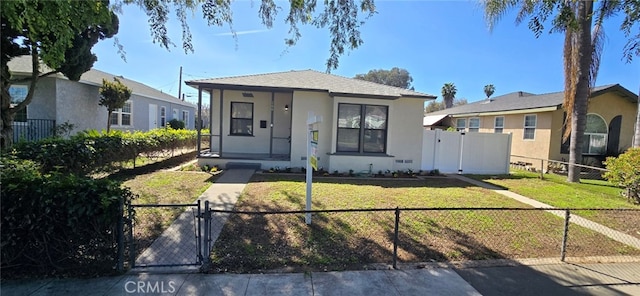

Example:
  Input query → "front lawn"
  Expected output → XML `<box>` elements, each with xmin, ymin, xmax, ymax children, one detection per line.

<box><xmin>469</xmin><ymin>170</ymin><xmax>640</xmax><ymax>239</ymax></box>
<box><xmin>209</xmin><ymin>174</ymin><xmax>640</xmax><ymax>273</ymax></box>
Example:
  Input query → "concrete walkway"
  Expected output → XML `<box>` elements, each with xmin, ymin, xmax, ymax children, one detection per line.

<box><xmin>134</xmin><ymin>169</ymin><xmax>255</xmax><ymax>267</ymax></box>
<box><xmin>450</xmin><ymin>175</ymin><xmax>640</xmax><ymax>250</ymax></box>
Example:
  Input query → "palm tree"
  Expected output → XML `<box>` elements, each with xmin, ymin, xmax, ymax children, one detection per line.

<box><xmin>441</xmin><ymin>83</ymin><xmax>457</xmax><ymax>109</ymax></box>
<box><xmin>484</xmin><ymin>0</ymin><xmax>613</xmax><ymax>183</ymax></box>
<box><xmin>484</xmin><ymin>84</ymin><xmax>495</xmax><ymax>99</ymax></box>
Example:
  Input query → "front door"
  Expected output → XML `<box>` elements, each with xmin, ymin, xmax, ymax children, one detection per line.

<box><xmin>149</xmin><ymin>104</ymin><xmax>158</xmax><ymax>130</ymax></box>
<box><xmin>271</xmin><ymin>94</ymin><xmax>292</xmax><ymax>156</ymax></box>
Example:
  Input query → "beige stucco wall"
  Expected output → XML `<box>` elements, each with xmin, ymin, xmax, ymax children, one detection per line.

<box><xmin>290</xmin><ymin>91</ymin><xmax>333</xmax><ymax>170</ymax></box>
<box><xmin>455</xmin><ymin>112</ymin><xmax>553</xmax><ymax>163</ymax></box>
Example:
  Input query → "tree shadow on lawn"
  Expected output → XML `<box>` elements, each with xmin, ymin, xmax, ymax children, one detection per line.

<box><xmin>206</xmin><ymin>192</ymin><xmax>527</xmax><ymax>274</ymax></box>
<box><xmin>248</xmin><ymin>173</ymin><xmax>487</xmax><ymax>189</ymax></box>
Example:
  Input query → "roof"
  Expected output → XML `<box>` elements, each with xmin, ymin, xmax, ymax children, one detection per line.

<box><xmin>423</xmin><ymin>114</ymin><xmax>449</xmax><ymax>126</ymax></box>
<box><xmin>8</xmin><ymin>55</ymin><xmax>194</xmax><ymax>107</ymax></box>
<box><xmin>186</xmin><ymin>70</ymin><xmax>436</xmax><ymax>100</ymax></box>
<box><xmin>425</xmin><ymin>84</ymin><xmax>637</xmax><ymax>120</ymax></box>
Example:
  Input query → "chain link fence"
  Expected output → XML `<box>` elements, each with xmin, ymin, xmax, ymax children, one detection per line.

<box><xmin>204</xmin><ymin>207</ymin><xmax>640</xmax><ymax>273</ymax></box>
<box><xmin>510</xmin><ymin>155</ymin><xmax>609</xmax><ymax>180</ymax></box>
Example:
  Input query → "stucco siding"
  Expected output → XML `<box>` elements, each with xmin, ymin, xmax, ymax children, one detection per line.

<box><xmin>55</xmin><ymin>78</ymin><xmax>105</xmax><ymax>133</ymax></box>
<box><xmin>588</xmin><ymin>92</ymin><xmax>637</xmax><ymax>152</ymax></box>
<box><xmin>290</xmin><ymin>91</ymin><xmax>333</xmax><ymax>170</ymax></box>
<box><xmin>217</xmin><ymin>90</ymin><xmax>272</xmax><ymax>154</ymax></box>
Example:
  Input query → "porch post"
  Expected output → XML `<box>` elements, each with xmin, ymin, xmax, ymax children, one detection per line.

<box><xmin>197</xmin><ymin>86</ymin><xmax>202</xmax><ymax>157</ymax></box>
<box><xmin>269</xmin><ymin>92</ymin><xmax>275</xmax><ymax>158</ymax></box>
<box><xmin>219</xmin><ymin>89</ymin><xmax>224</xmax><ymax>156</ymax></box>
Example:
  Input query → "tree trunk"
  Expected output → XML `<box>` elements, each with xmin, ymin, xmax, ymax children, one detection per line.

<box><xmin>567</xmin><ymin>1</ymin><xmax>594</xmax><ymax>183</ymax></box>
<box><xmin>634</xmin><ymin>85</ymin><xmax>640</xmax><ymax>148</ymax></box>
<box><xmin>444</xmin><ymin>97</ymin><xmax>453</xmax><ymax>109</ymax></box>
<box><xmin>107</xmin><ymin>110</ymin><xmax>112</xmax><ymax>133</ymax></box>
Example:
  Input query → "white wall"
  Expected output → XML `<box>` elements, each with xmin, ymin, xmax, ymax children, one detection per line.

<box><xmin>422</xmin><ymin>130</ymin><xmax>512</xmax><ymax>174</ymax></box>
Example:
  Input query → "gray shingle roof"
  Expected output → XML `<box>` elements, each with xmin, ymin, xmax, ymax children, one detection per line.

<box><xmin>186</xmin><ymin>70</ymin><xmax>436</xmax><ymax>99</ymax></box>
<box><xmin>8</xmin><ymin>55</ymin><xmax>193</xmax><ymax>107</ymax></box>
<box><xmin>425</xmin><ymin>84</ymin><xmax>636</xmax><ymax>117</ymax></box>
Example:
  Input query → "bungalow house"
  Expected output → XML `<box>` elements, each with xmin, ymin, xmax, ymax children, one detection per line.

<box><xmin>423</xmin><ymin>84</ymin><xmax>638</xmax><ymax>169</ymax></box>
<box><xmin>186</xmin><ymin>70</ymin><xmax>436</xmax><ymax>172</ymax></box>
<box><xmin>7</xmin><ymin>56</ymin><xmax>195</xmax><ymax>142</ymax></box>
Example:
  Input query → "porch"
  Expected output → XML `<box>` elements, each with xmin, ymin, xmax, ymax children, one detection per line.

<box><xmin>198</xmin><ymin>149</ymin><xmax>292</xmax><ymax>170</ymax></box>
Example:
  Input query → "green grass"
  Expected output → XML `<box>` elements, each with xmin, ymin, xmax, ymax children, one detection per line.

<box><xmin>469</xmin><ymin>170</ymin><xmax>638</xmax><ymax>209</ymax></box>
<box><xmin>208</xmin><ymin>174</ymin><xmax>640</xmax><ymax>273</ymax></box>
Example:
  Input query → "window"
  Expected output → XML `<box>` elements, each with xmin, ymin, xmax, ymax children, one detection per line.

<box><xmin>523</xmin><ymin>114</ymin><xmax>536</xmax><ymax>140</ymax></box>
<box><xmin>160</xmin><ymin>107</ymin><xmax>166</xmax><ymax>127</ymax></box>
<box><xmin>173</xmin><ymin>109</ymin><xmax>178</xmax><ymax>120</ymax></box>
<box><xmin>182</xmin><ymin>110</ymin><xmax>189</xmax><ymax>127</ymax></box>
<box><xmin>110</xmin><ymin>101</ymin><xmax>132</xmax><ymax>126</ymax></box>
<box><xmin>337</xmin><ymin>103</ymin><xmax>388</xmax><ymax>153</ymax></box>
<box><xmin>456</xmin><ymin>118</ymin><xmax>466</xmax><ymax>132</ymax></box>
<box><xmin>494</xmin><ymin>116</ymin><xmax>504</xmax><ymax>133</ymax></box>
<box><xmin>230</xmin><ymin>102</ymin><xmax>253</xmax><ymax>135</ymax></box>
<box><xmin>583</xmin><ymin>114</ymin><xmax>607</xmax><ymax>155</ymax></box>
<box><xmin>468</xmin><ymin>118</ymin><xmax>480</xmax><ymax>132</ymax></box>
<box><xmin>9</xmin><ymin>85</ymin><xmax>28</xmax><ymax>122</ymax></box>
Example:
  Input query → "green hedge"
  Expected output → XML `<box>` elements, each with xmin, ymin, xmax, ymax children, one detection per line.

<box><xmin>0</xmin><ymin>157</ymin><xmax>137</xmax><ymax>277</ymax></box>
<box><xmin>9</xmin><ymin>128</ymin><xmax>198</xmax><ymax>175</ymax></box>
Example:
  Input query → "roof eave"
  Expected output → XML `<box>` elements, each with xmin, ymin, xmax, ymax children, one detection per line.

<box><xmin>449</xmin><ymin>105</ymin><xmax>560</xmax><ymax>117</ymax></box>
<box><xmin>591</xmin><ymin>84</ymin><xmax>638</xmax><ymax>103</ymax></box>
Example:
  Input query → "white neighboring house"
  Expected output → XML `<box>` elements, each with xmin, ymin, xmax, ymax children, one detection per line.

<box><xmin>8</xmin><ymin>56</ymin><xmax>195</xmax><ymax>142</ymax></box>
<box><xmin>186</xmin><ymin>70</ymin><xmax>437</xmax><ymax>172</ymax></box>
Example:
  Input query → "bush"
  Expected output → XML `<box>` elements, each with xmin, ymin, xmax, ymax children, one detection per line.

<box><xmin>604</xmin><ymin>147</ymin><xmax>640</xmax><ymax>204</ymax></box>
<box><xmin>0</xmin><ymin>156</ymin><xmax>137</xmax><ymax>277</ymax></box>
<box><xmin>8</xmin><ymin>128</ymin><xmax>197</xmax><ymax>175</ymax></box>
<box><xmin>168</xmin><ymin>119</ymin><xmax>186</xmax><ymax>129</ymax></box>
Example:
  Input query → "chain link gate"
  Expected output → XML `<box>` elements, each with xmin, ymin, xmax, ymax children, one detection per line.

<box><xmin>128</xmin><ymin>201</ymin><xmax>204</xmax><ymax>268</ymax></box>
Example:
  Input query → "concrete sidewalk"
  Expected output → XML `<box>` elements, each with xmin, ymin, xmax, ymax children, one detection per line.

<box><xmin>4</xmin><ymin>261</ymin><xmax>639</xmax><ymax>295</ymax></box>
<box><xmin>135</xmin><ymin>169</ymin><xmax>255</xmax><ymax>267</ymax></box>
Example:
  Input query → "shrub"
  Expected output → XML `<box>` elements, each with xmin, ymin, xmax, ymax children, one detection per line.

<box><xmin>168</xmin><ymin>119</ymin><xmax>186</xmax><ymax>129</ymax></box>
<box><xmin>8</xmin><ymin>128</ymin><xmax>197</xmax><ymax>175</ymax></box>
<box><xmin>604</xmin><ymin>147</ymin><xmax>640</xmax><ymax>204</ymax></box>
<box><xmin>0</xmin><ymin>156</ymin><xmax>137</xmax><ymax>277</ymax></box>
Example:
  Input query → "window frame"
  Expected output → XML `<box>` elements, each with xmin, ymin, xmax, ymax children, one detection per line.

<box><xmin>160</xmin><ymin>106</ymin><xmax>166</xmax><ymax>127</ymax></box>
<box><xmin>9</xmin><ymin>85</ymin><xmax>29</xmax><ymax>123</ymax></box>
<box><xmin>230</xmin><ymin>102</ymin><xmax>254</xmax><ymax>136</ymax></box>
<box><xmin>456</xmin><ymin>118</ymin><xmax>466</xmax><ymax>132</ymax></box>
<box><xmin>182</xmin><ymin>110</ymin><xmax>189</xmax><ymax>127</ymax></box>
<box><xmin>523</xmin><ymin>114</ymin><xmax>536</xmax><ymax>140</ymax></box>
<box><xmin>468</xmin><ymin>117</ymin><xmax>480</xmax><ymax>132</ymax></box>
<box><xmin>110</xmin><ymin>101</ymin><xmax>133</xmax><ymax>127</ymax></box>
<box><xmin>494</xmin><ymin>116</ymin><xmax>504</xmax><ymax>133</ymax></box>
<box><xmin>582</xmin><ymin>113</ymin><xmax>608</xmax><ymax>155</ymax></box>
<box><xmin>336</xmin><ymin>103</ymin><xmax>388</xmax><ymax>154</ymax></box>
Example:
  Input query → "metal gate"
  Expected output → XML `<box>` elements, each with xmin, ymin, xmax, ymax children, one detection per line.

<box><xmin>129</xmin><ymin>201</ymin><xmax>203</xmax><ymax>268</ymax></box>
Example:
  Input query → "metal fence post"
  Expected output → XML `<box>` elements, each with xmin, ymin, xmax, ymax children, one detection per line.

<box><xmin>561</xmin><ymin>209</ymin><xmax>570</xmax><ymax>261</ymax></box>
<box><xmin>197</xmin><ymin>200</ymin><xmax>202</xmax><ymax>264</ymax></box>
<box><xmin>201</xmin><ymin>201</ymin><xmax>211</xmax><ymax>270</ymax></box>
<box><xmin>116</xmin><ymin>197</ymin><xmax>124</xmax><ymax>272</ymax></box>
<box><xmin>128</xmin><ymin>203</ymin><xmax>135</xmax><ymax>268</ymax></box>
<box><xmin>393</xmin><ymin>207</ymin><xmax>400</xmax><ymax>269</ymax></box>
<box><xmin>540</xmin><ymin>159</ymin><xmax>544</xmax><ymax>179</ymax></box>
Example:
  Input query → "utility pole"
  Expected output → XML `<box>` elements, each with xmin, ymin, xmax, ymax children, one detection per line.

<box><xmin>178</xmin><ymin>66</ymin><xmax>183</xmax><ymax>100</ymax></box>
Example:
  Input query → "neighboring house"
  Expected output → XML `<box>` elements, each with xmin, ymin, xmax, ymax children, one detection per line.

<box><xmin>8</xmin><ymin>56</ymin><xmax>195</xmax><ymax>142</ymax></box>
<box><xmin>186</xmin><ymin>70</ymin><xmax>436</xmax><ymax>172</ymax></box>
<box><xmin>423</xmin><ymin>84</ymin><xmax>638</xmax><ymax>167</ymax></box>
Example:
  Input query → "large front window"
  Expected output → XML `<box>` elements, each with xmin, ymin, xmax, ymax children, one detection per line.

<box><xmin>337</xmin><ymin>103</ymin><xmax>387</xmax><ymax>153</ymax></box>
<box><xmin>583</xmin><ymin>114</ymin><xmax>607</xmax><ymax>155</ymax></box>
<box><xmin>110</xmin><ymin>101</ymin><xmax>132</xmax><ymax>126</ymax></box>
<box><xmin>230</xmin><ymin>102</ymin><xmax>253</xmax><ymax>135</ymax></box>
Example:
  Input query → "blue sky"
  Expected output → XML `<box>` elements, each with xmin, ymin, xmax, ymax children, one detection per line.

<box><xmin>92</xmin><ymin>0</ymin><xmax>639</xmax><ymax>105</ymax></box>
